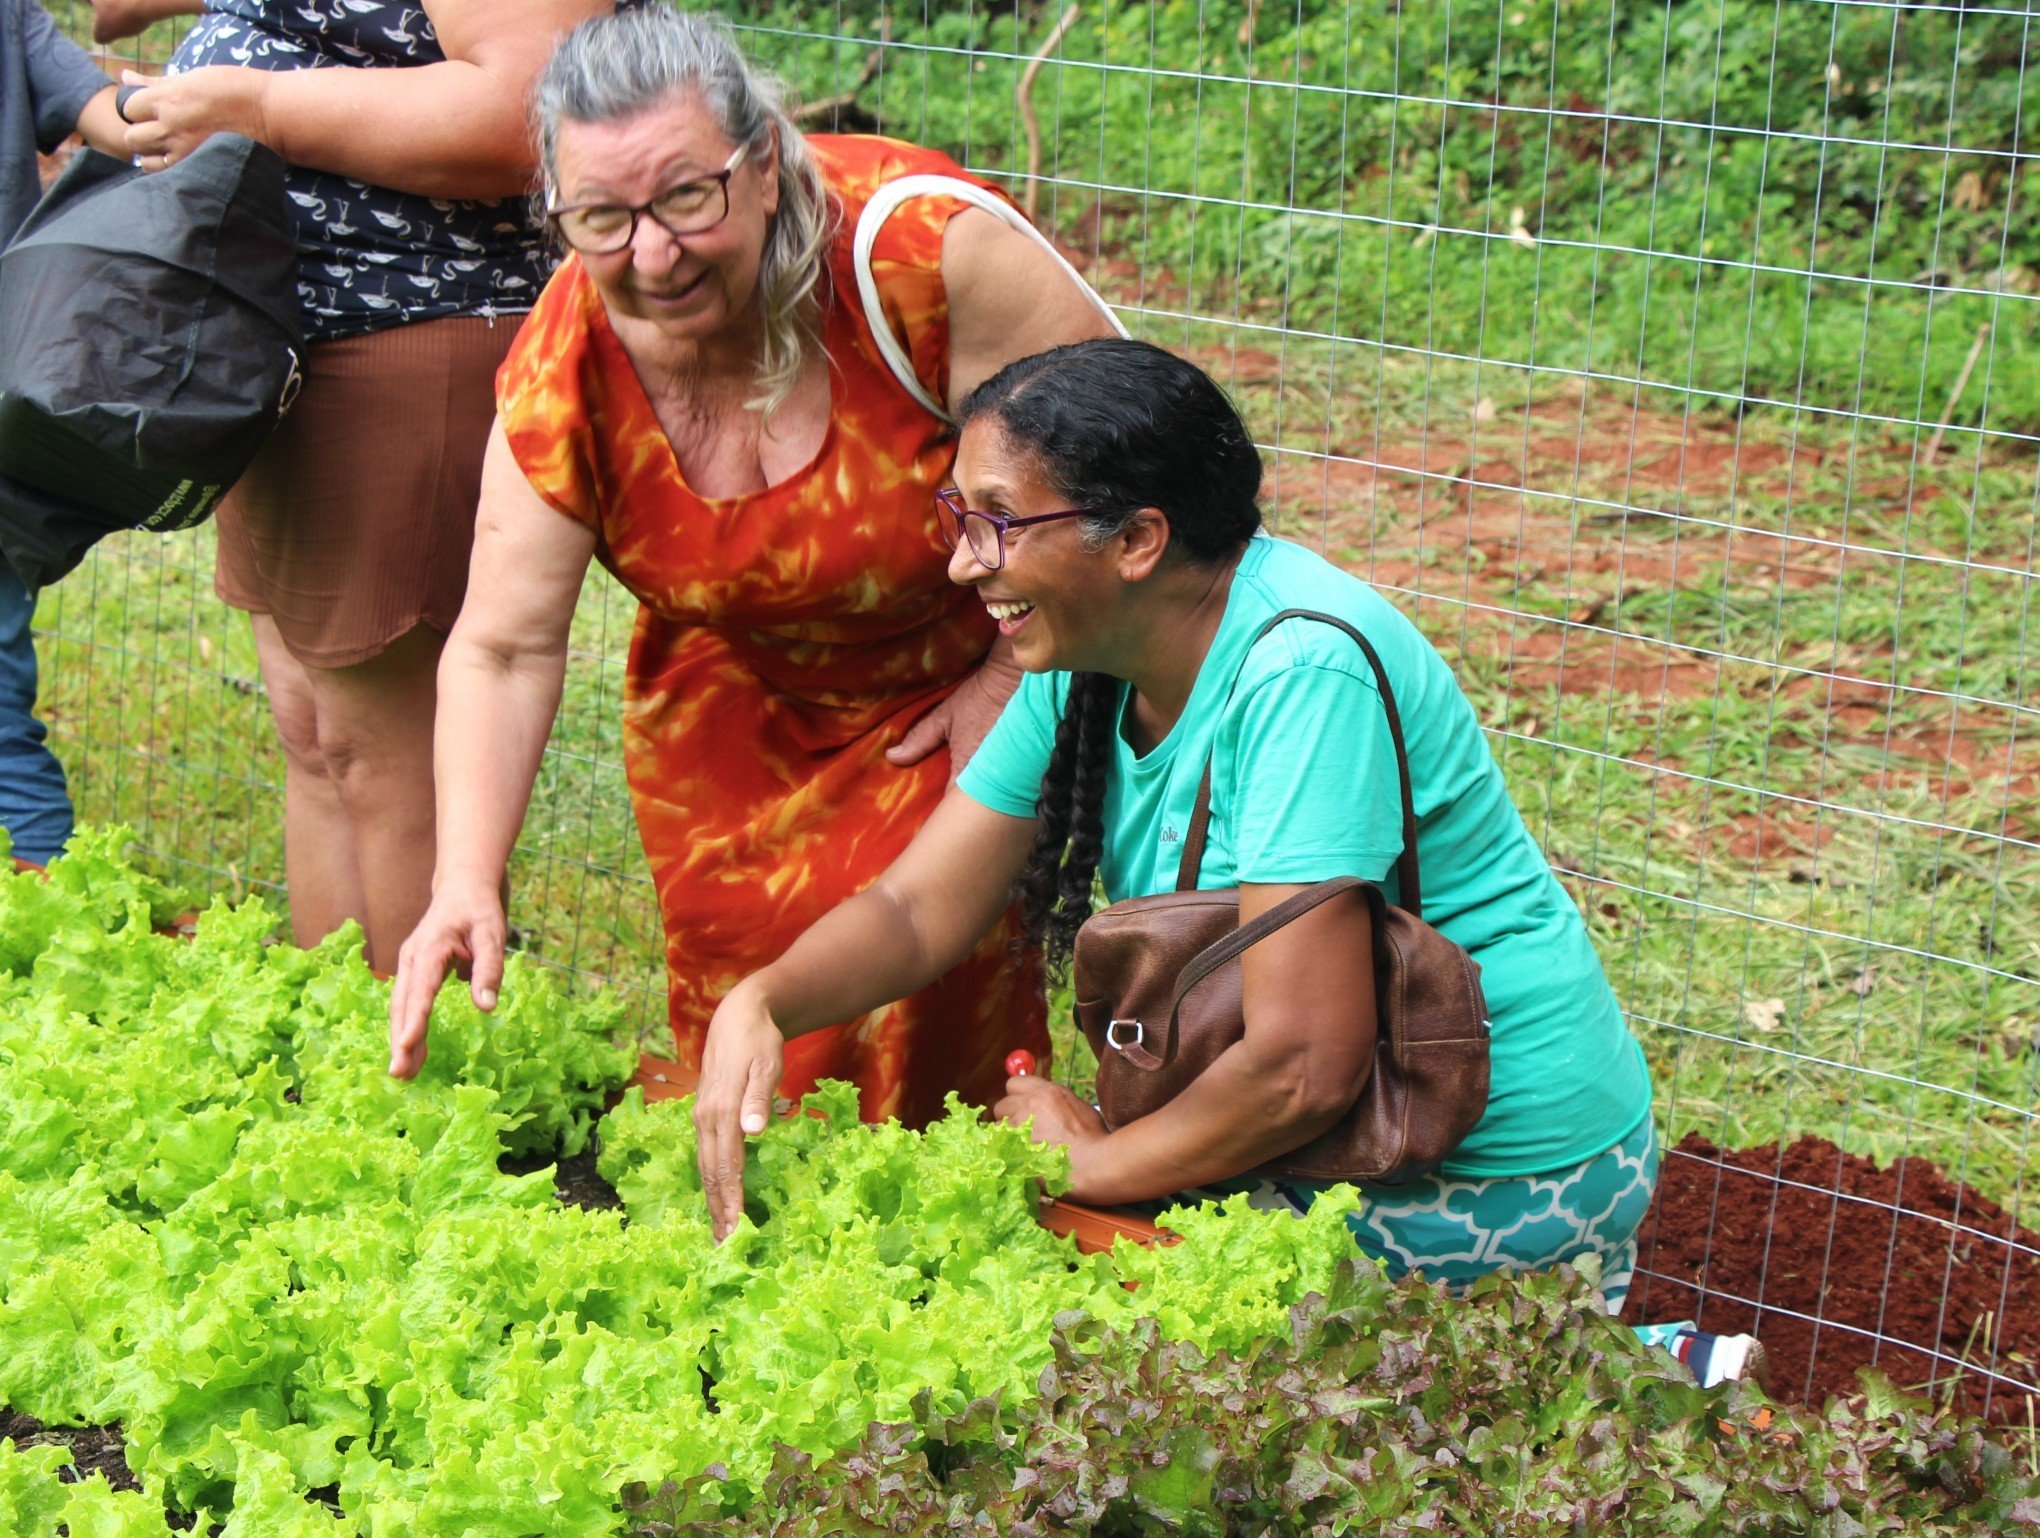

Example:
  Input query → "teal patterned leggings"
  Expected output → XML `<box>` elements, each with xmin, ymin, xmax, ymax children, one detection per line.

<box><xmin>1187</xmin><ymin>1113</ymin><xmax>1661</xmax><ymax>1312</ymax></box>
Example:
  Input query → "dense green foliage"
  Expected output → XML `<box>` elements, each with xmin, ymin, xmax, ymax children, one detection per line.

<box><xmin>733</xmin><ymin>0</ymin><xmax>2039</xmax><ymax>433</ymax></box>
<box><xmin>0</xmin><ymin>834</ymin><xmax>641</xmax><ymax>1530</ymax></box>
<box><xmin>4</xmin><ymin>837</ymin><xmax>2038</xmax><ymax>1534</ymax></box>
<box><xmin>0</xmin><ymin>837</ymin><xmax>1377</xmax><ymax>1532</ymax></box>
<box><xmin>635</xmin><ymin>1275</ymin><xmax>2040</xmax><ymax>1536</ymax></box>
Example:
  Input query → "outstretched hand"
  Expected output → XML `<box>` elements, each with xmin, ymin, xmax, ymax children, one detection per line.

<box><xmin>388</xmin><ymin>882</ymin><xmax>506</xmax><ymax>1079</ymax></box>
<box><xmin>693</xmin><ymin>980</ymin><xmax>788</xmax><ymax>1242</ymax></box>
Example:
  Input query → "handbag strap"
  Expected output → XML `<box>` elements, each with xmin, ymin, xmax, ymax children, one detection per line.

<box><xmin>1161</xmin><ymin>876</ymin><xmax>1370</xmax><ymax>1041</ymax></box>
<box><xmin>1173</xmin><ymin>607</ymin><xmax>1424</xmax><ymax>920</ymax></box>
<box><xmin>1105</xmin><ymin>877</ymin><xmax>1371</xmax><ymax>1074</ymax></box>
<box><xmin>850</xmin><ymin>173</ymin><xmax>1128</xmax><ymax>424</ymax></box>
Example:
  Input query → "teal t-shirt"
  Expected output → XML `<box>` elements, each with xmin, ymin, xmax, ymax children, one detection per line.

<box><xmin>958</xmin><ymin>535</ymin><xmax>1652</xmax><ymax>1178</ymax></box>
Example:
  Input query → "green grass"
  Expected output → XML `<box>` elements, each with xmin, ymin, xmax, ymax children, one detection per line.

<box><xmin>745</xmin><ymin>0</ymin><xmax>2040</xmax><ymax>432</ymax></box>
<box><xmin>32</xmin><ymin>1</ymin><xmax>2039</xmax><ymax>1216</ymax></box>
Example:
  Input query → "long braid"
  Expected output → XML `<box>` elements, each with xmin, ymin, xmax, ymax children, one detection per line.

<box><xmin>1014</xmin><ymin>672</ymin><xmax>1117</xmax><ymax>981</ymax></box>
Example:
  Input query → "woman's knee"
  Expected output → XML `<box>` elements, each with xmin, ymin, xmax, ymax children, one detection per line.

<box><xmin>311</xmin><ymin>707</ymin><xmax>434</xmax><ymax>815</ymax></box>
<box><xmin>251</xmin><ymin>619</ymin><xmax>330</xmax><ymax>777</ymax></box>
<box><xmin>304</xmin><ymin>661</ymin><xmax>440</xmax><ymax>819</ymax></box>
<box><xmin>269</xmin><ymin>689</ymin><xmax>329</xmax><ymax>777</ymax></box>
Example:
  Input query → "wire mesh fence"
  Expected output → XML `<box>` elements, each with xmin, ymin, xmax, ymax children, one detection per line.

<box><xmin>31</xmin><ymin>0</ymin><xmax>2038</xmax><ymax>1420</ymax></box>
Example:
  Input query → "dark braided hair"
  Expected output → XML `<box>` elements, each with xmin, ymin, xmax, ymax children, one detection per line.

<box><xmin>957</xmin><ymin>338</ymin><xmax>1264</xmax><ymax>980</ymax></box>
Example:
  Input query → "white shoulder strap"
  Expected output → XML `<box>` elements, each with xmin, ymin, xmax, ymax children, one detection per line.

<box><xmin>851</xmin><ymin>173</ymin><xmax>1129</xmax><ymax>424</ymax></box>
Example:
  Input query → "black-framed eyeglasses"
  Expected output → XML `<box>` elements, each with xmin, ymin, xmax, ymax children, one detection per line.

<box><xmin>545</xmin><ymin>145</ymin><xmax>748</xmax><ymax>255</ymax></box>
<box><xmin>936</xmin><ymin>489</ymin><xmax>1094</xmax><ymax>571</ymax></box>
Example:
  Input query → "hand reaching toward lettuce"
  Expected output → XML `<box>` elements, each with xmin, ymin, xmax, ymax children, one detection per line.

<box><xmin>692</xmin><ymin>977</ymin><xmax>790</xmax><ymax>1242</ymax></box>
<box><xmin>388</xmin><ymin>878</ymin><xmax>509</xmax><ymax>1079</ymax></box>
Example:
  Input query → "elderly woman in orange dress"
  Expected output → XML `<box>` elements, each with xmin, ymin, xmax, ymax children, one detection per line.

<box><xmin>387</xmin><ymin>6</ymin><xmax>1118</xmax><ymax>1120</ymax></box>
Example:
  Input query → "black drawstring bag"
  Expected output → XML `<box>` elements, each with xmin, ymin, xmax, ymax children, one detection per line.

<box><xmin>0</xmin><ymin>134</ymin><xmax>303</xmax><ymax>590</ymax></box>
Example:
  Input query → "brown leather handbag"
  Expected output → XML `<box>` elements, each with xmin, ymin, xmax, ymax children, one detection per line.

<box><xmin>1071</xmin><ymin>608</ymin><xmax>1492</xmax><ymax>1185</ymax></box>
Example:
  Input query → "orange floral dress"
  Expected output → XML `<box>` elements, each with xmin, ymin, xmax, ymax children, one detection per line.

<box><xmin>495</xmin><ymin>136</ymin><xmax>1048</xmax><ymax>1125</ymax></box>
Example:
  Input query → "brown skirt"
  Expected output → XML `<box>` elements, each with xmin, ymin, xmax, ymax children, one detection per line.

<box><xmin>214</xmin><ymin>312</ymin><xmax>523</xmax><ymax>669</ymax></box>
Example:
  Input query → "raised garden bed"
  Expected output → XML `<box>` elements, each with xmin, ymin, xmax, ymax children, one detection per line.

<box><xmin>6</xmin><ymin>837</ymin><xmax>2038</xmax><ymax>1534</ymax></box>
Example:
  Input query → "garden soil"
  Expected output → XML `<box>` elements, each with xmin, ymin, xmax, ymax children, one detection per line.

<box><xmin>500</xmin><ymin>1144</ymin><xmax>622</xmax><ymax>1212</ymax></box>
<box><xmin>2</xmin><ymin>1408</ymin><xmax>138</xmax><ymax>1492</ymax></box>
<box><xmin>1624</xmin><ymin>1132</ymin><xmax>2040</xmax><ymax>1425</ymax></box>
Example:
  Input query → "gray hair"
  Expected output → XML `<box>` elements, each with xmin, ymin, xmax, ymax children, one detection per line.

<box><xmin>533</xmin><ymin>6</ymin><xmax>834</xmax><ymax>413</ymax></box>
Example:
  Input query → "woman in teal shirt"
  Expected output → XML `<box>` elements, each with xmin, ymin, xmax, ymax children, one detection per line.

<box><xmin>693</xmin><ymin>338</ymin><xmax>1658</xmax><ymax>1310</ymax></box>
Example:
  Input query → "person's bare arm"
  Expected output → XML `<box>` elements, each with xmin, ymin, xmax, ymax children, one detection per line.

<box><xmin>119</xmin><ymin>0</ymin><xmax>607</xmax><ymax>200</ymax></box>
<box><xmin>89</xmin><ymin>0</ymin><xmax>200</xmax><ymax>46</ymax></box>
<box><xmin>745</xmin><ymin>791</ymin><xmax>1036</xmax><ymax>1038</ymax></box>
<box><xmin>695</xmin><ymin>792</ymin><xmax>1038</xmax><ymax>1237</ymax></box>
<box><xmin>388</xmin><ymin>421</ymin><xmax>596</xmax><ymax>1077</ymax></box>
<box><xmin>941</xmin><ymin>208</ymin><xmax>1122</xmax><ymax>411</ymax></box>
<box><xmin>71</xmin><ymin>85</ymin><xmax>128</xmax><ymax>157</ymax></box>
<box><xmin>996</xmin><ymin>882</ymin><xmax>1379</xmax><ymax>1205</ymax></box>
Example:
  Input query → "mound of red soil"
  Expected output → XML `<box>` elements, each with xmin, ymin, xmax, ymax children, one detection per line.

<box><xmin>1624</xmin><ymin>1133</ymin><xmax>2040</xmax><ymax>1424</ymax></box>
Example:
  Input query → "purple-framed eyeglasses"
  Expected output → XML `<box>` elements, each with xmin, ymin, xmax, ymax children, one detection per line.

<box><xmin>936</xmin><ymin>489</ymin><xmax>1094</xmax><ymax>571</ymax></box>
<box><xmin>544</xmin><ymin>144</ymin><xmax>748</xmax><ymax>255</ymax></box>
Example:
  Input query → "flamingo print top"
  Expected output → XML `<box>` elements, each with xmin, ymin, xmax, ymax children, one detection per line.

<box><xmin>171</xmin><ymin>0</ymin><xmax>568</xmax><ymax>339</ymax></box>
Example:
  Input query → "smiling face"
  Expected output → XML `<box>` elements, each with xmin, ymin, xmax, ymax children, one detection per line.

<box><xmin>549</xmin><ymin>90</ymin><xmax>779</xmax><ymax>344</ymax></box>
<box><xmin>948</xmin><ymin>418</ymin><xmax>1167</xmax><ymax>675</ymax></box>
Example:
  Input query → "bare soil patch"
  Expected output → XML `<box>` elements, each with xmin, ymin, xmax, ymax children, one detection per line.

<box><xmin>1704</xmin><ymin>810</ymin><xmax>1842</xmax><ymax>868</ymax></box>
<box><xmin>498</xmin><ymin>1144</ymin><xmax>623</xmax><ymax>1212</ymax></box>
<box><xmin>1625</xmin><ymin>1133</ymin><xmax>2040</xmax><ymax>1427</ymax></box>
<box><xmin>552</xmin><ymin>1145</ymin><xmax>623</xmax><ymax>1211</ymax></box>
<box><xmin>1252</xmin><ymin>381</ymin><xmax>2039</xmax><ymax>842</ymax></box>
<box><xmin>1</xmin><ymin>1408</ymin><xmax>140</xmax><ymax>1492</ymax></box>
